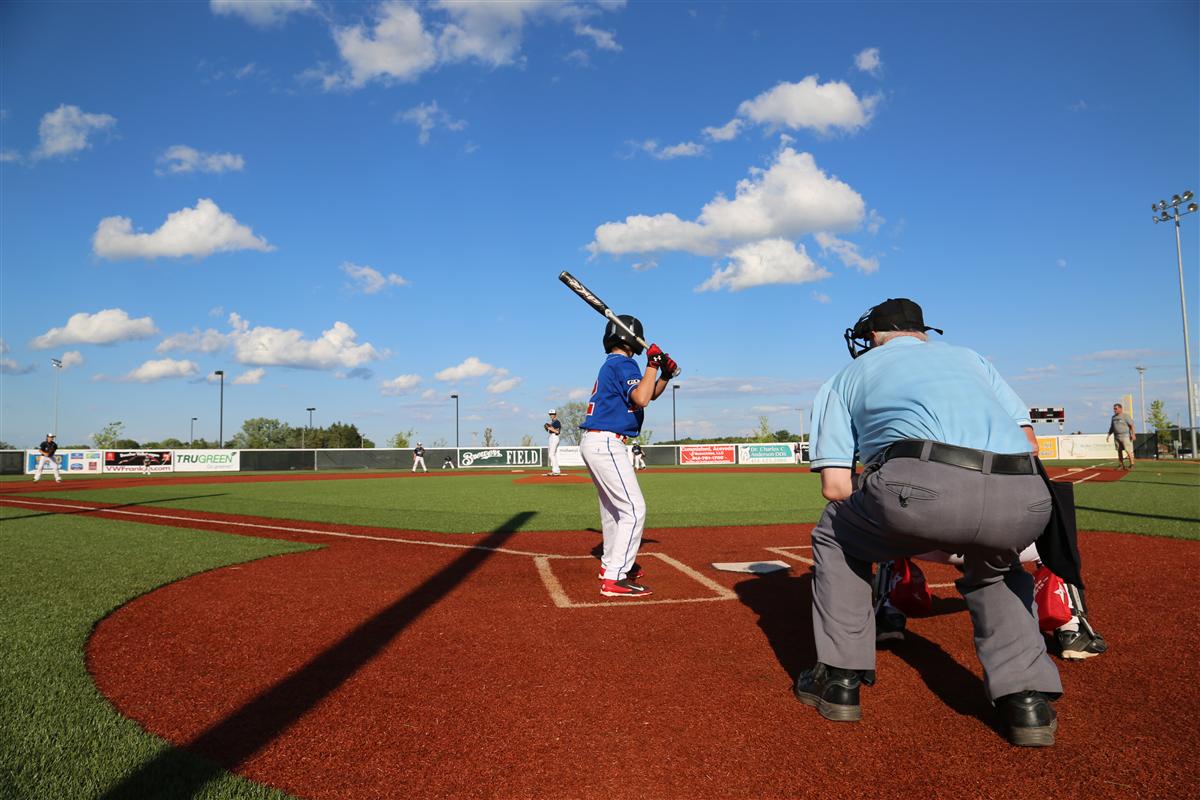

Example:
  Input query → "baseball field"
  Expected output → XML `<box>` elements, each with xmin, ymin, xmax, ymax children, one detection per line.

<box><xmin>2</xmin><ymin>461</ymin><xmax>1197</xmax><ymax>799</ymax></box>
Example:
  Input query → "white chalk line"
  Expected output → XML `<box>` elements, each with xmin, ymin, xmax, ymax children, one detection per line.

<box><xmin>534</xmin><ymin>552</ymin><xmax>738</xmax><ymax>608</ymax></box>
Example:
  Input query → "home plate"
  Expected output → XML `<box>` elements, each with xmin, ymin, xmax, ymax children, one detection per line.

<box><xmin>711</xmin><ymin>561</ymin><xmax>791</xmax><ymax>574</ymax></box>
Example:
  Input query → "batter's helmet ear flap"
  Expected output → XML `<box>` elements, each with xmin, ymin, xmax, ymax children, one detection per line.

<box><xmin>603</xmin><ymin>315</ymin><xmax>645</xmax><ymax>355</ymax></box>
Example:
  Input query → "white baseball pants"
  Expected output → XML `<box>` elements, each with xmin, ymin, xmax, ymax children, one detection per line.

<box><xmin>548</xmin><ymin>433</ymin><xmax>560</xmax><ymax>475</ymax></box>
<box><xmin>412</xmin><ymin>456</ymin><xmax>426</xmax><ymax>472</ymax></box>
<box><xmin>34</xmin><ymin>455</ymin><xmax>61</xmax><ymax>481</ymax></box>
<box><xmin>581</xmin><ymin>430</ymin><xmax>646</xmax><ymax>582</ymax></box>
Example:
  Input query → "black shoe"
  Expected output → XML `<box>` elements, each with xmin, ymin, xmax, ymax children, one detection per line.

<box><xmin>876</xmin><ymin>606</ymin><xmax>906</xmax><ymax>643</ymax></box>
<box><xmin>1056</xmin><ymin>628</ymin><xmax>1108</xmax><ymax>660</ymax></box>
<box><xmin>996</xmin><ymin>691</ymin><xmax>1057</xmax><ymax>747</ymax></box>
<box><xmin>793</xmin><ymin>663</ymin><xmax>862</xmax><ymax>722</ymax></box>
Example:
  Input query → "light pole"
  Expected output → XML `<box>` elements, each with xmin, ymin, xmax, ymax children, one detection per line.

<box><xmin>1151</xmin><ymin>190</ymin><xmax>1198</xmax><ymax>457</ymax></box>
<box><xmin>214</xmin><ymin>370</ymin><xmax>225</xmax><ymax>447</ymax></box>
<box><xmin>450</xmin><ymin>394</ymin><xmax>460</xmax><ymax>448</ymax></box>
<box><xmin>798</xmin><ymin>407</ymin><xmax>805</xmax><ymax>446</ymax></box>
<box><xmin>50</xmin><ymin>357</ymin><xmax>63</xmax><ymax>436</ymax></box>
<box><xmin>190</xmin><ymin>417</ymin><xmax>197</xmax><ymax>446</ymax></box>
<box><xmin>672</xmin><ymin>384</ymin><xmax>679</xmax><ymax>441</ymax></box>
<box><xmin>304</xmin><ymin>407</ymin><xmax>316</xmax><ymax>448</ymax></box>
<box><xmin>1135</xmin><ymin>366</ymin><xmax>1147</xmax><ymax>439</ymax></box>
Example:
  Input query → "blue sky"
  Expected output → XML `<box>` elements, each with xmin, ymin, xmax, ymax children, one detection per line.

<box><xmin>2</xmin><ymin>0</ymin><xmax>1197</xmax><ymax>448</ymax></box>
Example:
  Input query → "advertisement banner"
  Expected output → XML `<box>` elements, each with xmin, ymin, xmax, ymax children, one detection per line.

<box><xmin>680</xmin><ymin>444</ymin><xmax>736</xmax><ymax>465</ymax></box>
<box><xmin>737</xmin><ymin>443</ymin><xmax>798</xmax><ymax>465</ymax></box>
<box><xmin>458</xmin><ymin>447</ymin><xmax>543</xmax><ymax>468</ymax></box>
<box><xmin>553</xmin><ymin>445</ymin><xmax>586</xmax><ymax>467</ymax></box>
<box><xmin>174</xmin><ymin>449</ymin><xmax>240</xmax><ymax>472</ymax></box>
<box><xmin>1036</xmin><ymin>437</ymin><xmax>1059</xmax><ymax>460</ymax></box>
<box><xmin>24</xmin><ymin>449</ymin><xmax>104</xmax><ymax>474</ymax></box>
<box><xmin>103</xmin><ymin>450</ymin><xmax>175</xmax><ymax>473</ymax></box>
<box><xmin>1056</xmin><ymin>434</ymin><xmax>1116</xmax><ymax>460</ymax></box>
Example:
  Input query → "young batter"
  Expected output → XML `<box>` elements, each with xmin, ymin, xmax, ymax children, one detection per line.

<box><xmin>580</xmin><ymin>314</ymin><xmax>677</xmax><ymax>597</ymax></box>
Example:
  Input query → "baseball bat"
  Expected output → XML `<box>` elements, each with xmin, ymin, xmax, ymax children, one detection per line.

<box><xmin>558</xmin><ymin>271</ymin><xmax>682</xmax><ymax>377</ymax></box>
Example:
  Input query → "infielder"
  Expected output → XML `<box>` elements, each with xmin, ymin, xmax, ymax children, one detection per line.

<box><xmin>32</xmin><ymin>433</ymin><xmax>62</xmax><ymax>482</ymax></box>
<box><xmin>631</xmin><ymin>442</ymin><xmax>647</xmax><ymax>471</ymax></box>
<box><xmin>544</xmin><ymin>409</ymin><xmax>562</xmax><ymax>476</ymax></box>
<box><xmin>799</xmin><ymin>298</ymin><xmax>1062</xmax><ymax>747</ymax></box>
<box><xmin>580</xmin><ymin>315</ymin><xmax>677</xmax><ymax>598</ymax></box>
<box><xmin>1106</xmin><ymin>403</ymin><xmax>1136</xmax><ymax>469</ymax></box>
<box><xmin>412</xmin><ymin>442</ymin><xmax>427</xmax><ymax>473</ymax></box>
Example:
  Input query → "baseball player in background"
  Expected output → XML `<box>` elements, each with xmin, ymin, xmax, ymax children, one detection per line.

<box><xmin>580</xmin><ymin>315</ymin><xmax>677</xmax><ymax>598</ymax></box>
<box><xmin>33</xmin><ymin>433</ymin><xmax>62</xmax><ymax>482</ymax></box>
<box><xmin>799</xmin><ymin>298</ymin><xmax>1062</xmax><ymax>747</ymax></box>
<box><xmin>412</xmin><ymin>442</ymin><xmax>427</xmax><ymax>473</ymax></box>
<box><xmin>631</xmin><ymin>442</ymin><xmax>647</xmax><ymax>470</ymax></box>
<box><xmin>544</xmin><ymin>409</ymin><xmax>562</xmax><ymax>476</ymax></box>
<box><xmin>1106</xmin><ymin>403</ymin><xmax>1136</xmax><ymax>469</ymax></box>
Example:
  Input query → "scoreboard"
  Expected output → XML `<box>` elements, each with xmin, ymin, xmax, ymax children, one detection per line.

<box><xmin>1029</xmin><ymin>407</ymin><xmax>1065</xmax><ymax>423</ymax></box>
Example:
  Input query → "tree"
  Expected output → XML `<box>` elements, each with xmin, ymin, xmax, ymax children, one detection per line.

<box><xmin>112</xmin><ymin>438</ymin><xmax>141</xmax><ymax>449</ymax></box>
<box><xmin>230</xmin><ymin>417</ymin><xmax>294</xmax><ymax>449</ymax></box>
<box><xmin>388</xmin><ymin>430</ymin><xmax>415</xmax><ymax>449</ymax></box>
<box><xmin>92</xmin><ymin>421</ymin><xmax>125</xmax><ymax>449</ymax></box>
<box><xmin>556</xmin><ymin>401</ymin><xmax>587</xmax><ymax>445</ymax></box>
<box><xmin>637</xmin><ymin>429</ymin><xmax>653</xmax><ymax>445</ymax></box>
<box><xmin>773</xmin><ymin>429</ymin><xmax>795</xmax><ymax>442</ymax></box>
<box><xmin>1147</xmin><ymin>399</ymin><xmax>1173</xmax><ymax>434</ymax></box>
<box><xmin>431</xmin><ymin>438</ymin><xmax>447</xmax><ymax>447</ymax></box>
<box><xmin>753</xmin><ymin>415</ymin><xmax>772</xmax><ymax>442</ymax></box>
<box><xmin>520</xmin><ymin>434</ymin><xmax>533</xmax><ymax>447</ymax></box>
<box><xmin>482</xmin><ymin>427</ymin><xmax>497</xmax><ymax>446</ymax></box>
<box><xmin>323</xmin><ymin>421</ymin><xmax>367</xmax><ymax>449</ymax></box>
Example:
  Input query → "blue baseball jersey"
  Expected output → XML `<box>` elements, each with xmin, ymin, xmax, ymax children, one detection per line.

<box><xmin>582</xmin><ymin>353</ymin><xmax>644</xmax><ymax>438</ymax></box>
<box><xmin>810</xmin><ymin>337</ymin><xmax>1033</xmax><ymax>470</ymax></box>
<box><xmin>548</xmin><ymin>419</ymin><xmax>561</xmax><ymax>434</ymax></box>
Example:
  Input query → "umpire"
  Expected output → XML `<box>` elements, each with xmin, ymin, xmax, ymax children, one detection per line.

<box><xmin>797</xmin><ymin>298</ymin><xmax>1062</xmax><ymax>747</ymax></box>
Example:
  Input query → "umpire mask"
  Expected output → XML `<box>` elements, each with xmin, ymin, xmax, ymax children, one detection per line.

<box><xmin>844</xmin><ymin>298</ymin><xmax>944</xmax><ymax>359</ymax></box>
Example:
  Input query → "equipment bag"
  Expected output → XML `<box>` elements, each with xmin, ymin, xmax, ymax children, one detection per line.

<box><xmin>887</xmin><ymin>558</ymin><xmax>933</xmax><ymax>617</ymax></box>
<box><xmin>1034</xmin><ymin>564</ymin><xmax>1074</xmax><ymax>632</ymax></box>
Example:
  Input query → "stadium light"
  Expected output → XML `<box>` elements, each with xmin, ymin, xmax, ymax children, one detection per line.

<box><xmin>1148</xmin><ymin>188</ymin><xmax>1198</xmax><ymax>457</ymax></box>
<box><xmin>303</xmin><ymin>407</ymin><xmax>316</xmax><ymax>448</ymax></box>
<box><xmin>50</xmin><ymin>357</ymin><xmax>63</xmax><ymax>438</ymax></box>
<box><xmin>450</xmin><ymin>394</ymin><xmax>460</xmax><ymax>448</ymax></box>
<box><xmin>1134</xmin><ymin>367</ymin><xmax>1147</xmax><ymax>442</ymax></box>
<box><xmin>214</xmin><ymin>370</ymin><xmax>225</xmax><ymax>447</ymax></box>
<box><xmin>672</xmin><ymin>384</ymin><xmax>679</xmax><ymax>441</ymax></box>
<box><xmin>190</xmin><ymin>417</ymin><xmax>197</xmax><ymax>446</ymax></box>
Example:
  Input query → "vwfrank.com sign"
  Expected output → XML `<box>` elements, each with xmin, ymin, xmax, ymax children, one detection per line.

<box><xmin>458</xmin><ymin>448</ymin><xmax>543</xmax><ymax>468</ymax></box>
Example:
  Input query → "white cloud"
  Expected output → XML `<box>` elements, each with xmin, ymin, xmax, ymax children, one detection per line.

<box><xmin>702</xmin><ymin>118</ymin><xmax>743</xmax><ymax>142</ymax></box>
<box><xmin>92</xmin><ymin>198</ymin><xmax>274</xmax><ymax>261</ymax></box>
<box><xmin>697</xmin><ymin>238</ymin><xmax>831</xmax><ymax>292</ymax></box>
<box><xmin>0</xmin><ymin>339</ymin><xmax>7</xmax><ymax>353</ymax></box>
<box><xmin>324</xmin><ymin>2</ymin><xmax>439</xmax><ymax>89</ymax></box>
<box><xmin>814</xmin><ymin>232</ymin><xmax>879</xmax><ymax>273</ymax></box>
<box><xmin>574</xmin><ymin>23</ymin><xmax>620</xmax><ymax>51</ymax></box>
<box><xmin>381</xmin><ymin>374</ymin><xmax>422</xmax><ymax>395</ymax></box>
<box><xmin>1074</xmin><ymin>349</ymin><xmax>1156</xmax><ymax>362</ymax></box>
<box><xmin>157</xmin><ymin>145</ymin><xmax>245</xmax><ymax>175</ymax></box>
<box><xmin>436</xmin><ymin>356</ymin><xmax>496</xmax><ymax>381</ymax></box>
<box><xmin>866</xmin><ymin>209</ymin><xmax>885</xmax><ymax>234</ymax></box>
<box><xmin>434</xmin><ymin>0</ymin><xmax>543</xmax><ymax>68</ymax></box>
<box><xmin>811</xmin><ymin>291</ymin><xmax>831</xmax><ymax>304</ymax></box>
<box><xmin>211</xmin><ymin>0</ymin><xmax>315</xmax><ymax>26</ymax></box>
<box><xmin>737</xmin><ymin>76</ymin><xmax>879</xmax><ymax>136</ymax></box>
<box><xmin>0</xmin><ymin>358</ymin><xmax>34</xmax><ymax>375</ymax></box>
<box><xmin>233</xmin><ymin>367</ymin><xmax>266</xmax><ymax>384</ymax></box>
<box><xmin>629</xmin><ymin>139</ymin><xmax>705</xmax><ymax>160</ymax></box>
<box><xmin>0</xmin><ymin>149</ymin><xmax>20</xmax><ymax>163</ymax></box>
<box><xmin>590</xmin><ymin>147</ymin><xmax>865</xmax><ymax>257</ymax></box>
<box><xmin>116</xmin><ymin>358</ymin><xmax>199</xmax><ymax>383</ymax></box>
<box><xmin>631</xmin><ymin>259</ymin><xmax>657</xmax><ymax>272</ymax></box>
<box><xmin>1069</xmin><ymin>99</ymin><xmax>1087</xmax><ymax>112</ymax></box>
<box><xmin>31</xmin><ymin>309</ymin><xmax>158</xmax><ymax>349</ymax></box>
<box><xmin>1056</xmin><ymin>258</ymin><xmax>1067</xmax><ymax>269</ymax></box>
<box><xmin>157</xmin><ymin>312</ymin><xmax>384</xmax><ymax>371</ymax></box>
<box><xmin>1011</xmin><ymin>364</ymin><xmax>1058</xmax><ymax>383</ymax></box>
<box><xmin>854</xmin><ymin>47</ymin><xmax>883</xmax><ymax>77</ymax></box>
<box><xmin>340</xmin><ymin>262</ymin><xmax>408</xmax><ymax>294</ymax></box>
<box><xmin>60</xmin><ymin>351</ymin><xmax>84</xmax><ymax>369</ymax></box>
<box><xmin>396</xmin><ymin>101</ymin><xmax>466</xmax><ymax>145</ymax></box>
<box><xmin>567</xmin><ymin>387</ymin><xmax>590</xmax><ymax>400</ymax></box>
<box><xmin>487</xmin><ymin>376</ymin><xmax>523</xmax><ymax>394</ymax></box>
<box><xmin>32</xmin><ymin>105</ymin><xmax>117</xmax><ymax>160</ymax></box>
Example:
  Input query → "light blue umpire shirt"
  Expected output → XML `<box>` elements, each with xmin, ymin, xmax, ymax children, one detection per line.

<box><xmin>809</xmin><ymin>336</ymin><xmax>1033</xmax><ymax>470</ymax></box>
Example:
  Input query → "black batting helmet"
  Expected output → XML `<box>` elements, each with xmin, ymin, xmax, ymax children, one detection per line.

<box><xmin>844</xmin><ymin>298</ymin><xmax>943</xmax><ymax>359</ymax></box>
<box><xmin>603</xmin><ymin>315</ymin><xmax>644</xmax><ymax>355</ymax></box>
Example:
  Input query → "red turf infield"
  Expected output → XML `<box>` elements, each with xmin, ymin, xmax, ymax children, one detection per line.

<box><xmin>3</xmin><ymin>490</ymin><xmax>1193</xmax><ymax>799</ymax></box>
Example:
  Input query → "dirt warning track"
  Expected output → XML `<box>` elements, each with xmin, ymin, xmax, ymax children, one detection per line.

<box><xmin>2</xmin><ymin>493</ymin><xmax>1191</xmax><ymax>799</ymax></box>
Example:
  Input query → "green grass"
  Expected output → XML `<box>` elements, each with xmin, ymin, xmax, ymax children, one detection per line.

<box><xmin>1072</xmin><ymin>460</ymin><xmax>1200</xmax><ymax>539</ymax></box>
<box><xmin>0</xmin><ymin>505</ymin><xmax>314</xmax><ymax>799</ymax></box>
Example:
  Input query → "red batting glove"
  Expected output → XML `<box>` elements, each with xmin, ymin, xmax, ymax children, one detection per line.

<box><xmin>660</xmin><ymin>354</ymin><xmax>680</xmax><ymax>380</ymax></box>
<box><xmin>646</xmin><ymin>343</ymin><xmax>665</xmax><ymax>368</ymax></box>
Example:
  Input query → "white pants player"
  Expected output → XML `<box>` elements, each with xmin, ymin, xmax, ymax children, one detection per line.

<box><xmin>412</xmin><ymin>456</ymin><xmax>426</xmax><ymax>472</ymax></box>
<box><xmin>548</xmin><ymin>432</ymin><xmax>561</xmax><ymax>475</ymax></box>
<box><xmin>34</xmin><ymin>455</ymin><xmax>62</xmax><ymax>482</ymax></box>
<box><xmin>581</xmin><ymin>430</ymin><xmax>645</xmax><ymax>581</ymax></box>
<box><xmin>632</xmin><ymin>451</ymin><xmax>646</xmax><ymax>470</ymax></box>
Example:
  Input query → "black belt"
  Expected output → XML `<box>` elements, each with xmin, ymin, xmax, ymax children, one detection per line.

<box><xmin>882</xmin><ymin>440</ymin><xmax>1035</xmax><ymax>475</ymax></box>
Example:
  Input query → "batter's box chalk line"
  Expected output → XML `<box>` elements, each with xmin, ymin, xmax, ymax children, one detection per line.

<box><xmin>535</xmin><ymin>552</ymin><xmax>738</xmax><ymax>608</ymax></box>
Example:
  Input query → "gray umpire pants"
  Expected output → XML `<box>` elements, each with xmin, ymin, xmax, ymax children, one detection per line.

<box><xmin>811</xmin><ymin>449</ymin><xmax>1063</xmax><ymax>701</ymax></box>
